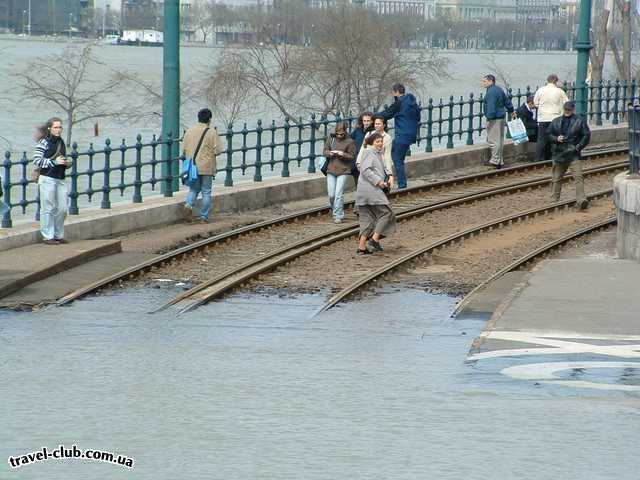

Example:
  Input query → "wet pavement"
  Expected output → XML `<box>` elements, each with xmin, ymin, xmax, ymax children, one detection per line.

<box><xmin>1</xmin><ymin>286</ymin><xmax>639</xmax><ymax>479</ymax></box>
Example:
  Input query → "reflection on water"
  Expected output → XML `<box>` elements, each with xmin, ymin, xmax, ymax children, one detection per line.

<box><xmin>1</xmin><ymin>287</ymin><xmax>639</xmax><ymax>479</ymax></box>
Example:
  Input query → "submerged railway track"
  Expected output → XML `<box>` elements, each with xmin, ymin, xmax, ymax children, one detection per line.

<box><xmin>54</xmin><ymin>145</ymin><xmax>629</xmax><ymax>312</ymax></box>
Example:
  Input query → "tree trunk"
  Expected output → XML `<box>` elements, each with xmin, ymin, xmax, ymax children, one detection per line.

<box><xmin>589</xmin><ymin>7</ymin><xmax>610</xmax><ymax>87</ymax></box>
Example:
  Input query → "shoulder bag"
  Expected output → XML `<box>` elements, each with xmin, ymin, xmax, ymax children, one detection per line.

<box><xmin>320</xmin><ymin>137</ymin><xmax>336</xmax><ymax>176</ymax></box>
<box><xmin>181</xmin><ymin>127</ymin><xmax>209</xmax><ymax>186</ymax></box>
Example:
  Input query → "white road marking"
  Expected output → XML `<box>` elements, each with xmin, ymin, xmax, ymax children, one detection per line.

<box><xmin>468</xmin><ymin>331</ymin><xmax>640</xmax><ymax>361</ymax></box>
<box><xmin>501</xmin><ymin>361</ymin><xmax>640</xmax><ymax>391</ymax></box>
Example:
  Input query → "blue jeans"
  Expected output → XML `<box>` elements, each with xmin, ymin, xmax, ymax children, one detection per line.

<box><xmin>185</xmin><ymin>175</ymin><xmax>213</xmax><ymax>220</ymax></box>
<box><xmin>326</xmin><ymin>173</ymin><xmax>348</xmax><ymax>220</ymax></box>
<box><xmin>38</xmin><ymin>175</ymin><xmax>68</xmax><ymax>240</ymax></box>
<box><xmin>391</xmin><ymin>141</ymin><xmax>411</xmax><ymax>188</ymax></box>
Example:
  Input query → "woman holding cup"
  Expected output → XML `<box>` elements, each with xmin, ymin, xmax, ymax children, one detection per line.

<box><xmin>33</xmin><ymin>117</ymin><xmax>71</xmax><ymax>244</ymax></box>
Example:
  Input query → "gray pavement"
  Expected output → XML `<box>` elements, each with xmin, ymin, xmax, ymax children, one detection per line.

<box><xmin>468</xmin><ymin>253</ymin><xmax>640</xmax><ymax>391</ymax></box>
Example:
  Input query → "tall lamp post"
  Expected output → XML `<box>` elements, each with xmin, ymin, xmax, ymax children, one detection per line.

<box><xmin>161</xmin><ymin>0</ymin><xmax>181</xmax><ymax>194</ymax></box>
<box><xmin>574</xmin><ymin>0</ymin><xmax>593</xmax><ymax>117</ymax></box>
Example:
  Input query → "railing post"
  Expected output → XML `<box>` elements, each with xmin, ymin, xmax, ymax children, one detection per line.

<box><xmin>133</xmin><ymin>134</ymin><xmax>143</xmax><ymax>203</ymax></box>
<box><xmin>102</xmin><ymin>138</ymin><xmax>112</xmax><ymax>208</ymax></box>
<box><xmin>68</xmin><ymin>142</ymin><xmax>79</xmax><ymax>215</ymax></box>
<box><xmin>467</xmin><ymin>93</ymin><xmax>474</xmax><ymax>145</ymax></box>
<box><xmin>2</xmin><ymin>151</ymin><xmax>12</xmax><ymax>228</ymax></box>
<box><xmin>426</xmin><ymin>98</ymin><xmax>433</xmax><ymax>152</ymax></box>
<box><xmin>164</xmin><ymin>133</ymin><xmax>174</xmax><ymax>197</ymax></box>
<box><xmin>254</xmin><ymin>120</ymin><xmax>263</xmax><ymax>182</ymax></box>
<box><xmin>308</xmin><ymin>114</ymin><xmax>317</xmax><ymax>173</ymax></box>
<box><xmin>282</xmin><ymin>118</ymin><xmax>290</xmax><ymax>177</ymax></box>
<box><xmin>613</xmin><ymin>80</ymin><xmax>620</xmax><ymax>125</ymax></box>
<box><xmin>446</xmin><ymin>95</ymin><xmax>454</xmax><ymax>149</ymax></box>
<box><xmin>596</xmin><ymin>80</ymin><xmax>604</xmax><ymax>126</ymax></box>
<box><xmin>225</xmin><ymin>123</ymin><xmax>234</xmax><ymax>187</ymax></box>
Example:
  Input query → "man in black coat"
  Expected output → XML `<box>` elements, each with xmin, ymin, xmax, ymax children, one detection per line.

<box><xmin>547</xmin><ymin>101</ymin><xmax>591</xmax><ymax>209</ymax></box>
<box><xmin>516</xmin><ymin>95</ymin><xmax>538</xmax><ymax>143</ymax></box>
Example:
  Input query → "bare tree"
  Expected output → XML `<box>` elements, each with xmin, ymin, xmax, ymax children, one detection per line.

<box><xmin>190</xmin><ymin>0</ymin><xmax>215</xmax><ymax>43</ymax></box>
<box><xmin>610</xmin><ymin>0</ymin><xmax>633</xmax><ymax>84</ymax></box>
<box><xmin>589</xmin><ymin>2</ymin><xmax>611</xmax><ymax>86</ymax></box>
<box><xmin>115</xmin><ymin>71</ymin><xmax>199</xmax><ymax>133</ymax></box>
<box><xmin>12</xmin><ymin>44</ymin><xmax>125</xmax><ymax>145</ymax></box>
<box><xmin>209</xmin><ymin>4</ymin><xmax>448</xmax><ymax>120</ymax></box>
<box><xmin>481</xmin><ymin>56</ymin><xmax>512</xmax><ymax>90</ymax></box>
<box><xmin>203</xmin><ymin>61</ymin><xmax>258</xmax><ymax>127</ymax></box>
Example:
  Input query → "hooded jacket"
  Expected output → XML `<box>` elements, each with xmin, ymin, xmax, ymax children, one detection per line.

<box><xmin>380</xmin><ymin>93</ymin><xmax>421</xmax><ymax>145</ymax></box>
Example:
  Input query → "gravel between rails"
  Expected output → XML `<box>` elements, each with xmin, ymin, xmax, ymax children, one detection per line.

<box><xmin>130</xmin><ymin>157</ymin><xmax>624</xmax><ymax>294</ymax></box>
<box><xmin>244</xmin><ymin>171</ymin><xmax>619</xmax><ymax>296</ymax></box>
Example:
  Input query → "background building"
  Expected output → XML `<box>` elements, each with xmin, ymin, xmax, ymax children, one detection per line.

<box><xmin>6</xmin><ymin>0</ymin><xmax>93</xmax><ymax>34</ymax></box>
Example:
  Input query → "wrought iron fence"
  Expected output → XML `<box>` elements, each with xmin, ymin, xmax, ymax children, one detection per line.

<box><xmin>1</xmin><ymin>80</ymin><xmax>637</xmax><ymax>229</ymax></box>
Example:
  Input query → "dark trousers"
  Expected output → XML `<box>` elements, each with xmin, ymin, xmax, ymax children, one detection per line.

<box><xmin>391</xmin><ymin>141</ymin><xmax>411</xmax><ymax>189</ymax></box>
<box><xmin>536</xmin><ymin>122</ymin><xmax>552</xmax><ymax>161</ymax></box>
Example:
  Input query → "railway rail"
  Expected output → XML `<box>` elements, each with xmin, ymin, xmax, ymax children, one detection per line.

<box><xmin>315</xmin><ymin>189</ymin><xmax>615</xmax><ymax>315</ymax></box>
<box><xmin>55</xmin><ymin>145</ymin><xmax>628</xmax><ymax>310</ymax></box>
<box><xmin>450</xmin><ymin>216</ymin><xmax>617</xmax><ymax>317</ymax></box>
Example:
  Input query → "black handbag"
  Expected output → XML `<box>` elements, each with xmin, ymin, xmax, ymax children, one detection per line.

<box><xmin>320</xmin><ymin>137</ymin><xmax>336</xmax><ymax>176</ymax></box>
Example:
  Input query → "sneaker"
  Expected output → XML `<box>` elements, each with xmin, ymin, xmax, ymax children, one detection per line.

<box><xmin>334</xmin><ymin>218</ymin><xmax>343</xmax><ymax>224</ymax></box>
<box><xmin>357</xmin><ymin>248</ymin><xmax>373</xmax><ymax>255</ymax></box>
<box><xmin>198</xmin><ymin>218</ymin><xmax>209</xmax><ymax>224</ymax></box>
<box><xmin>55</xmin><ymin>238</ymin><xmax>69</xmax><ymax>244</ymax></box>
<box><xmin>183</xmin><ymin>205</ymin><xmax>193</xmax><ymax>222</ymax></box>
<box><xmin>43</xmin><ymin>239</ymin><xmax>59</xmax><ymax>245</ymax></box>
<box><xmin>367</xmin><ymin>239</ymin><xmax>384</xmax><ymax>252</ymax></box>
<box><xmin>577</xmin><ymin>199</ymin><xmax>589</xmax><ymax>210</ymax></box>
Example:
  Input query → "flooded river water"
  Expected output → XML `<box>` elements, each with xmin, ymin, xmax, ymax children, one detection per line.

<box><xmin>1</xmin><ymin>286</ymin><xmax>639</xmax><ymax>479</ymax></box>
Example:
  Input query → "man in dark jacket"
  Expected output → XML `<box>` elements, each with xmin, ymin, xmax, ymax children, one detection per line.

<box><xmin>547</xmin><ymin>101</ymin><xmax>591</xmax><ymax>209</ymax></box>
<box><xmin>380</xmin><ymin>83</ymin><xmax>421</xmax><ymax>189</ymax></box>
<box><xmin>483</xmin><ymin>74</ymin><xmax>515</xmax><ymax>169</ymax></box>
<box><xmin>516</xmin><ymin>95</ymin><xmax>538</xmax><ymax>142</ymax></box>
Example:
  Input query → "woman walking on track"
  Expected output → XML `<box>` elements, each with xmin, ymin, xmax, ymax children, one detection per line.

<box><xmin>356</xmin><ymin>133</ymin><xmax>396</xmax><ymax>255</ymax></box>
<box><xmin>33</xmin><ymin>117</ymin><xmax>71</xmax><ymax>244</ymax></box>
<box><xmin>323</xmin><ymin>122</ymin><xmax>356</xmax><ymax>224</ymax></box>
<box><xmin>357</xmin><ymin>114</ymin><xmax>394</xmax><ymax>188</ymax></box>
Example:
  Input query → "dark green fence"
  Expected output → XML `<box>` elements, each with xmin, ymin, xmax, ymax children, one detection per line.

<box><xmin>1</xmin><ymin>80</ymin><xmax>637</xmax><ymax>228</ymax></box>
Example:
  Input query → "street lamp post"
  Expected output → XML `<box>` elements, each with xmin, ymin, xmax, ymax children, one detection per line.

<box><xmin>22</xmin><ymin>10</ymin><xmax>26</xmax><ymax>34</ymax></box>
<box><xmin>27</xmin><ymin>0</ymin><xmax>31</xmax><ymax>35</ymax></box>
<box><xmin>161</xmin><ymin>0</ymin><xmax>181</xmax><ymax>194</ymax></box>
<box><xmin>477</xmin><ymin>29</ymin><xmax>480</xmax><ymax>49</ymax></box>
<box><xmin>575</xmin><ymin>0</ymin><xmax>593</xmax><ymax>117</ymax></box>
<box><xmin>512</xmin><ymin>29</ymin><xmax>515</xmax><ymax>50</ymax></box>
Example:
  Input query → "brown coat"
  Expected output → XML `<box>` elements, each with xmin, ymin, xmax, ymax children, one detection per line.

<box><xmin>323</xmin><ymin>136</ymin><xmax>356</xmax><ymax>176</ymax></box>
<box><xmin>182</xmin><ymin>122</ymin><xmax>224</xmax><ymax>176</ymax></box>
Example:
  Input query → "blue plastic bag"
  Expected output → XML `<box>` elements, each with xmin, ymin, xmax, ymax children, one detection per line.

<box><xmin>181</xmin><ymin>158</ymin><xmax>199</xmax><ymax>186</ymax></box>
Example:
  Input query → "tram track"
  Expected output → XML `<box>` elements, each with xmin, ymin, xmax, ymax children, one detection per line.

<box><xmin>158</xmin><ymin>159</ymin><xmax>624</xmax><ymax>315</ymax></box>
<box><xmin>315</xmin><ymin>189</ymin><xmax>615</xmax><ymax>314</ymax></box>
<box><xmin>450</xmin><ymin>216</ymin><xmax>617</xmax><ymax>318</ymax></box>
<box><xmin>55</xmin><ymin>145</ymin><xmax>628</xmax><ymax>310</ymax></box>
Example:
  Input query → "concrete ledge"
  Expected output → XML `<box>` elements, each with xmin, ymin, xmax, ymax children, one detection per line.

<box><xmin>614</xmin><ymin>172</ymin><xmax>640</xmax><ymax>261</ymax></box>
<box><xmin>0</xmin><ymin>239</ymin><xmax>122</xmax><ymax>301</ymax></box>
<box><xmin>0</xmin><ymin>124</ymin><xmax>627</xmax><ymax>253</ymax></box>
